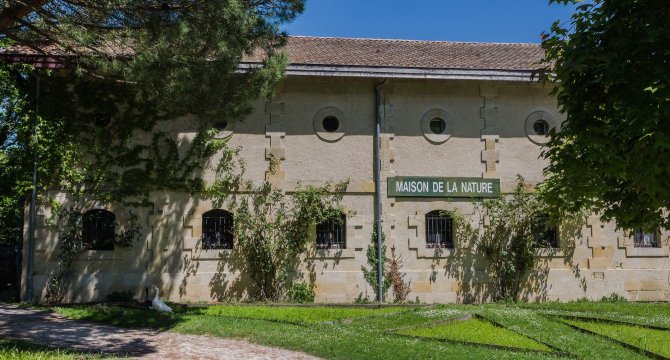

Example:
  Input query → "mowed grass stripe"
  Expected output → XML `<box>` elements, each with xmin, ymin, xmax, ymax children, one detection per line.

<box><xmin>197</xmin><ymin>305</ymin><xmax>407</xmax><ymax>324</ymax></box>
<box><xmin>478</xmin><ymin>305</ymin><xmax>649</xmax><ymax>360</ymax></box>
<box><xmin>560</xmin><ymin>317</ymin><xmax>670</xmax><ymax>358</ymax></box>
<box><xmin>396</xmin><ymin>317</ymin><xmax>552</xmax><ymax>352</ymax></box>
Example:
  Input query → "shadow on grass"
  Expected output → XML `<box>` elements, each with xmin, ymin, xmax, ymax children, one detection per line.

<box><xmin>0</xmin><ymin>338</ymin><xmax>101</xmax><ymax>359</ymax></box>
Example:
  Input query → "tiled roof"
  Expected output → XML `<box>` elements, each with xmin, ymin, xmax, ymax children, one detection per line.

<box><xmin>246</xmin><ymin>36</ymin><xmax>545</xmax><ymax>71</ymax></box>
<box><xmin>2</xmin><ymin>36</ymin><xmax>546</xmax><ymax>73</ymax></box>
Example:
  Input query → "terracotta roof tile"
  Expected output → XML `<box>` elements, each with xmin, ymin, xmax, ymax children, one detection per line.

<box><xmin>2</xmin><ymin>36</ymin><xmax>546</xmax><ymax>72</ymax></box>
<box><xmin>246</xmin><ymin>36</ymin><xmax>545</xmax><ymax>71</ymax></box>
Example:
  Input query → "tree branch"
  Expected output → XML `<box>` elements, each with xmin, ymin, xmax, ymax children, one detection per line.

<box><xmin>0</xmin><ymin>0</ymin><xmax>52</xmax><ymax>33</ymax></box>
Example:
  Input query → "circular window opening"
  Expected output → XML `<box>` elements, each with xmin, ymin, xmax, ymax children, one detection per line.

<box><xmin>322</xmin><ymin>115</ymin><xmax>340</xmax><ymax>133</ymax></box>
<box><xmin>213</xmin><ymin>120</ymin><xmax>228</xmax><ymax>131</ymax></box>
<box><xmin>429</xmin><ymin>117</ymin><xmax>446</xmax><ymax>134</ymax></box>
<box><xmin>533</xmin><ymin>119</ymin><xmax>550</xmax><ymax>135</ymax></box>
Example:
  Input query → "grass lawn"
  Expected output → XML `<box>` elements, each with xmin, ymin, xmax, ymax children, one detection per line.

<box><xmin>198</xmin><ymin>305</ymin><xmax>407</xmax><ymax>324</ymax></box>
<box><xmin>560</xmin><ymin>317</ymin><xmax>670</xmax><ymax>358</ymax></box>
<box><xmin>397</xmin><ymin>317</ymin><xmax>552</xmax><ymax>352</ymax></box>
<box><xmin>525</xmin><ymin>301</ymin><xmax>670</xmax><ymax>328</ymax></box>
<box><xmin>0</xmin><ymin>338</ymin><xmax>106</xmax><ymax>360</ymax></box>
<box><xmin>36</xmin><ymin>301</ymin><xmax>670</xmax><ymax>359</ymax></box>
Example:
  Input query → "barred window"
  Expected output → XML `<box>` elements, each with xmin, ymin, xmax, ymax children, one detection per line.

<box><xmin>202</xmin><ymin>209</ymin><xmax>234</xmax><ymax>250</ymax></box>
<box><xmin>425</xmin><ymin>210</ymin><xmax>453</xmax><ymax>248</ymax></box>
<box><xmin>316</xmin><ymin>213</ymin><xmax>346</xmax><ymax>249</ymax></box>
<box><xmin>532</xmin><ymin>214</ymin><xmax>558</xmax><ymax>248</ymax></box>
<box><xmin>82</xmin><ymin>209</ymin><xmax>115</xmax><ymax>250</ymax></box>
<box><xmin>633</xmin><ymin>229</ymin><xmax>660</xmax><ymax>248</ymax></box>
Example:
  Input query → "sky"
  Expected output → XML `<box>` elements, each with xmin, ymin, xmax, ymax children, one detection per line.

<box><xmin>282</xmin><ymin>0</ymin><xmax>577</xmax><ymax>44</ymax></box>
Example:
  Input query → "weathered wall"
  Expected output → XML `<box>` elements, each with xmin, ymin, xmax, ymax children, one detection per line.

<box><xmin>23</xmin><ymin>76</ymin><xmax>670</xmax><ymax>303</ymax></box>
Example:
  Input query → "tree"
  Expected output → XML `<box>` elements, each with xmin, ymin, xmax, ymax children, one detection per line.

<box><xmin>0</xmin><ymin>0</ymin><xmax>303</xmax><ymax>240</ymax></box>
<box><xmin>539</xmin><ymin>0</ymin><xmax>670</xmax><ymax>231</ymax></box>
<box><xmin>0</xmin><ymin>0</ymin><xmax>303</xmax><ymax>122</ymax></box>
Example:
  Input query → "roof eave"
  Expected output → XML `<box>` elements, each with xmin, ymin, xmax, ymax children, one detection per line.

<box><xmin>240</xmin><ymin>62</ymin><xmax>539</xmax><ymax>82</ymax></box>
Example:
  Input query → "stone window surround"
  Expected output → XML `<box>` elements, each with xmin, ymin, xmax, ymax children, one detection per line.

<box><xmin>408</xmin><ymin>203</ymin><xmax>459</xmax><ymax>258</ymax></box>
<box><xmin>313</xmin><ymin>106</ymin><xmax>347</xmax><ymax>142</ymax></box>
<box><xmin>183</xmin><ymin>206</ymin><xmax>235</xmax><ymax>260</ymax></box>
<box><xmin>309</xmin><ymin>215</ymin><xmax>364</xmax><ymax>260</ymax></box>
<box><xmin>70</xmin><ymin>205</ymin><xmax>129</xmax><ymax>261</ymax></box>
<box><xmin>524</xmin><ymin>110</ymin><xmax>559</xmax><ymax>146</ymax></box>
<box><xmin>421</xmin><ymin>108</ymin><xmax>453</xmax><ymax>144</ymax></box>
<box><xmin>617</xmin><ymin>231</ymin><xmax>670</xmax><ymax>258</ymax></box>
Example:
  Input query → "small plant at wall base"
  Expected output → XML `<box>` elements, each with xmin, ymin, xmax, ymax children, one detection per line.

<box><xmin>361</xmin><ymin>226</ymin><xmax>391</xmax><ymax>302</ymax></box>
<box><xmin>388</xmin><ymin>246</ymin><xmax>411</xmax><ymax>303</ymax></box>
<box><xmin>44</xmin><ymin>206</ymin><xmax>141</xmax><ymax>305</ymax></box>
<box><xmin>287</xmin><ymin>282</ymin><xmax>315</xmax><ymax>303</ymax></box>
<box><xmin>230</xmin><ymin>159</ymin><xmax>348</xmax><ymax>301</ymax></box>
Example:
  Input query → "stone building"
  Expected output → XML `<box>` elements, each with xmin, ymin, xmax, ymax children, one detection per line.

<box><xmin>16</xmin><ymin>36</ymin><xmax>670</xmax><ymax>303</ymax></box>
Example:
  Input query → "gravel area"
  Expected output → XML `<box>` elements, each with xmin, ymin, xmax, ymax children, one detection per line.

<box><xmin>0</xmin><ymin>302</ymin><xmax>320</xmax><ymax>359</ymax></box>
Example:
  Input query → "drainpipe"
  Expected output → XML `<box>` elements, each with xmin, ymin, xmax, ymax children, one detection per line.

<box><xmin>374</xmin><ymin>80</ymin><xmax>388</xmax><ymax>304</ymax></box>
<box><xmin>26</xmin><ymin>74</ymin><xmax>40</xmax><ymax>302</ymax></box>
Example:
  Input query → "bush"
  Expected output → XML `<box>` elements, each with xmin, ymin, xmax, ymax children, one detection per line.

<box><xmin>288</xmin><ymin>282</ymin><xmax>315</xmax><ymax>304</ymax></box>
<box><xmin>106</xmin><ymin>290</ymin><xmax>135</xmax><ymax>302</ymax></box>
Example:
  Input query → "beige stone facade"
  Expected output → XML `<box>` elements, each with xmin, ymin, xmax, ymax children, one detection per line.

<box><xmin>21</xmin><ymin>38</ymin><xmax>670</xmax><ymax>304</ymax></box>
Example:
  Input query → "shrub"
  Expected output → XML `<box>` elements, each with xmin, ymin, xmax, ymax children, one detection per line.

<box><xmin>288</xmin><ymin>282</ymin><xmax>315</xmax><ymax>304</ymax></box>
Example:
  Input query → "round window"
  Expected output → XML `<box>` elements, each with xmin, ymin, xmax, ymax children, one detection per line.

<box><xmin>213</xmin><ymin>120</ymin><xmax>228</xmax><ymax>131</ymax></box>
<box><xmin>322</xmin><ymin>115</ymin><xmax>340</xmax><ymax>133</ymax></box>
<box><xmin>429</xmin><ymin>117</ymin><xmax>446</xmax><ymax>134</ymax></box>
<box><xmin>533</xmin><ymin>119</ymin><xmax>549</xmax><ymax>135</ymax></box>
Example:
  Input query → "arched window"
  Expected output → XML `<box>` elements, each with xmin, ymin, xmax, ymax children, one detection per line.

<box><xmin>532</xmin><ymin>214</ymin><xmax>558</xmax><ymax>248</ymax></box>
<box><xmin>202</xmin><ymin>209</ymin><xmax>234</xmax><ymax>249</ymax></box>
<box><xmin>425</xmin><ymin>210</ymin><xmax>453</xmax><ymax>248</ymax></box>
<box><xmin>82</xmin><ymin>209</ymin><xmax>116</xmax><ymax>250</ymax></box>
<box><xmin>316</xmin><ymin>213</ymin><xmax>346</xmax><ymax>249</ymax></box>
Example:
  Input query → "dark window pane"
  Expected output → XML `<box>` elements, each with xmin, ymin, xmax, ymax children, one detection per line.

<box><xmin>202</xmin><ymin>209</ymin><xmax>234</xmax><ymax>249</ymax></box>
<box><xmin>82</xmin><ymin>209</ymin><xmax>116</xmax><ymax>250</ymax></box>
<box><xmin>533</xmin><ymin>214</ymin><xmax>558</xmax><ymax>248</ymax></box>
<box><xmin>425</xmin><ymin>210</ymin><xmax>453</xmax><ymax>248</ymax></box>
<box><xmin>322</xmin><ymin>116</ymin><xmax>339</xmax><ymax>133</ymax></box>
<box><xmin>430</xmin><ymin>118</ymin><xmax>446</xmax><ymax>134</ymax></box>
<box><xmin>533</xmin><ymin>119</ymin><xmax>550</xmax><ymax>135</ymax></box>
<box><xmin>316</xmin><ymin>213</ymin><xmax>346</xmax><ymax>249</ymax></box>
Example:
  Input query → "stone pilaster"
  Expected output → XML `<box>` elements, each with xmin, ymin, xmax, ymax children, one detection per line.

<box><xmin>480</xmin><ymin>86</ymin><xmax>500</xmax><ymax>179</ymax></box>
<box><xmin>265</xmin><ymin>101</ymin><xmax>286</xmax><ymax>189</ymax></box>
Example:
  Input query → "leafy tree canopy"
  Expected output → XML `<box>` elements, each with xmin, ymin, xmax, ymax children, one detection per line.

<box><xmin>0</xmin><ymin>0</ymin><xmax>303</xmax><ymax>122</ymax></box>
<box><xmin>540</xmin><ymin>0</ymin><xmax>670</xmax><ymax>231</ymax></box>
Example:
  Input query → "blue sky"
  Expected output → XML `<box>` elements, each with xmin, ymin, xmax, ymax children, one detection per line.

<box><xmin>282</xmin><ymin>0</ymin><xmax>577</xmax><ymax>44</ymax></box>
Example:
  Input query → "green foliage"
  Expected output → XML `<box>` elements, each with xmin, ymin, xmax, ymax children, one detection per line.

<box><xmin>601</xmin><ymin>293</ymin><xmax>627</xmax><ymax>303</ymax></box>
<box><xmin>287</xmin><ymin>282</ymin><xmax>314</xmax><ymax>304</ymax></box>
<box><xmin>539</xmin><ymin>0</ymin><xmax>670</xmax><ymax>230</ymax></box>
<box><xmin>361</xmin><ymin>225</ymin><xmax>391</xmax><ymax>302</ymax></box>
<box><xmin>229</xmin><ymin>161</ymin><xmax>348</xmax><ymax>301</ymax></box>
<box><xmin>44</xmin><ymin>206</ymin><xmax>141</xmax><ymax>305</ymax></box>
<box><xmin>1</xmin><ymin>1</ymin><xmax>304</xmax><ymax>123</ymax></box>
<box><xmin>469</xmin><ymin>177</ymin><xmax>579</xmax><ymax>301</ymax></box>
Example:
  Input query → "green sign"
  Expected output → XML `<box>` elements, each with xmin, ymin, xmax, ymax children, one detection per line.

<box><xmin>387</xmin><ymin>177</ymin><xmax>500</xmax><ymax>198</ymax></box>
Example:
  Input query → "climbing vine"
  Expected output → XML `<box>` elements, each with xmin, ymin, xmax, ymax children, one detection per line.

<box><xmin>44</xmin><ymin>204</ymin><xmax>142</xmax><ymax>304</ymax></box>
<box><xmin>225</xmin><ymin>158</ymin><xmax>348</xmax><ymax>301</ymax></box>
